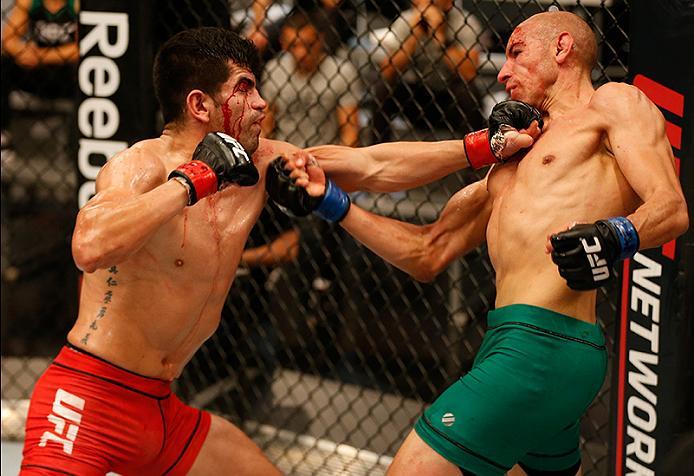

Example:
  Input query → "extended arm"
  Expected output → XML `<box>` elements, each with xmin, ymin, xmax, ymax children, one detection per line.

<box><xmin>305</xmin><ymin>100</ymin><xmax>543</xmax><ymax>193</ymax></box>
<box><xmin>339</xmin><ymin>180</ymin><xmax>492</xmax><ymax>281</ymax></box>
<box><xmin>306</xmin><ymin>140</ymin><xmax>468</xmax><ymax>193</ymax></box>
<box><xmin>601</xmin><ymin>83</ymin><xmax>688</xmax><ymax>248</ymax></box>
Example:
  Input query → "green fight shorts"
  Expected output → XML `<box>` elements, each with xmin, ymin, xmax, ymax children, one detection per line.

<box><xmin>414</xmin><ymin>304</ymin><xmax>607</xmax><ymax>475</ymax></box>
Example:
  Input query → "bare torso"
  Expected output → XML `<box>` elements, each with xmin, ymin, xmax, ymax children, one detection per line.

<box><xmin>486</xmin><ymin>89</ymin><xmax>641</xmax><ymax>322</ymax></box>
<box><xmin>68</xmin><ymin>137</ymin><xmax>297</xmax><ymax>380</ymax></box>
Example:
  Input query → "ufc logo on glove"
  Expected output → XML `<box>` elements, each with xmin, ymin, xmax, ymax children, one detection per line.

<box><xmin>580</xmin><ymin>237</ymin><xmax>610</xmax><ymax>282</ymax></box>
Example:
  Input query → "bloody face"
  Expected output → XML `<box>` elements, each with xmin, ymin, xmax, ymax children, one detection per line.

<box><xmin>210</xmin><ymin>64</ymin><xmax>266</xmax><ymax>156</ymax></box>
<box><xmin>496</xmin><ymin>23</ymin><xmax>557</xmax><ymax>108</ymax></box>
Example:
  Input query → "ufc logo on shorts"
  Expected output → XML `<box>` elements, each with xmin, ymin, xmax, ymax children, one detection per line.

<box><xmin>580</xmin><ymin>237</ymin><xmax>610</xmax><ymax>282</ymax></box>
<box><xmin>38</xmin><ymin>388</ymin><xmax>85</xmax><ymax>455</ymax></box>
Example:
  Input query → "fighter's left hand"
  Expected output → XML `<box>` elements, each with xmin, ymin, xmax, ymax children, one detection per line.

<box><xmin>547</xmin><ymin>217</ymin><xmax>640</xmax><ymax>290</ymax></box>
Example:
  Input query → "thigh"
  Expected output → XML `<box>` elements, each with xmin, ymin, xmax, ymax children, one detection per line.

<box><xmin>21</xmin><ymin>368</ymin><xmax>112</xmax><ymax>475</ymax></box>
<box><xmin>518</xmin><ymin>421</ymin><xmax>582</xmax><ymax>475</ymax></box>
<box><xmin>387</xmin><ymin>430</ymin><xmax>463</xmax><ymax>476</ymax></box>
<box><xmin>187</xmin><ymin>414</ymin><xmax>281</xmax><ymax>476</ymax></box>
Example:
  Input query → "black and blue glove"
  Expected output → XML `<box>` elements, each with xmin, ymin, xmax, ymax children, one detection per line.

<box><xmin>550</xmin><ymin>217</ymin><xmax>640</xmax><ymax>290</ymax></box>
<box><xmin>265</xmin><ymin>157</ymin><xmax>350</xmax><ymax>223</ymax></box>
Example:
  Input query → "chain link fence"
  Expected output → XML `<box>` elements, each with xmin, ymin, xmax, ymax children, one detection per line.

<box><xmin>2</xmin><ymin>1</ymin><xmax>633</xmax><ymax>474</ymax></box>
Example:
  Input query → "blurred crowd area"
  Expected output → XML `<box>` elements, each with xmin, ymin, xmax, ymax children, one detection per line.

<box><xmin>1</xmin><ymin>1</ymin><xmax>630</xmax><ymax>473</ymax></box>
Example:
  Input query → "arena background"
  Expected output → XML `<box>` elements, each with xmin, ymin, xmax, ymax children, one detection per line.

<box><xmin>1</xmin><ymin>0</ymin><xmax>692</xmax><ymax>475</ymax></box>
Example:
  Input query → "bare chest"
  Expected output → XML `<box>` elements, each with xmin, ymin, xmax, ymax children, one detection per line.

<box><xmin>142</xmin><ymin>185</ymin><xmax>266</xmax><ymax>279</ymax></box>
<box><xmin>486</xmin><ymin>117</ymin><xmax>638</xmax><ymax>245</ymax></box>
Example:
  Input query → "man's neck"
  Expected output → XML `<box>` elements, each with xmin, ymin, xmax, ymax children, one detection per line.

<box><xmin>542</xmin><ymin>74</ymin><xmax>595</xmax><ymax>117</ymax></box>
<box><xmin>161</xmin><ymin>122</ymin><xmax>208</xmax><ymax>166</ymax></box>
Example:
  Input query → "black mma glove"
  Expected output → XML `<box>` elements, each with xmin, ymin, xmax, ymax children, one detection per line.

<box><xmin>168</xmin><ymin>132</ymin><xmax>259</xmax><ymax>205</ymax></box>
<box><xmin>550</xmin><ymin>217</ymin><xmax>640</xmax><ymax>290</ymax></box>
<box><xmin>463</xmin><ymin>100</ymin><xmax>544</xmax><ymax>169</ymax></box>
<box><xmin>266</xmin><ymin>157</ymin><xmax>350</xmax><ymax>223</ymax></box>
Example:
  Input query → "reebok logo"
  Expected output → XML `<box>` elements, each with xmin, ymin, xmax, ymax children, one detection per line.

<box><xmin>581</xmin><ymin>237</ymin><xmax>610</xmax><ymax>282</ymax></box>
<box><xmin>38</xmin><ymin>388</ymin><xmax>85</xmax><ymax>455</ymax></box>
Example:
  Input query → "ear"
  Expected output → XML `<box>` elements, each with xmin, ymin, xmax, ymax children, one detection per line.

<box><xmin>555</xmin><ymin>32</ymin><xmax>574</xmax><ymax>65</ymax></box>
<box><xmin>185</xmin><ymin>89</ymin><xmax>214</xmax><ymax>123</ymax></box>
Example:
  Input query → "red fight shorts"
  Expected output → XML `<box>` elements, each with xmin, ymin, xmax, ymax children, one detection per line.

<box><xmin>21</xmin><ymin>344</ymin><xmax>211</xmax><ymax>475</ymax></box>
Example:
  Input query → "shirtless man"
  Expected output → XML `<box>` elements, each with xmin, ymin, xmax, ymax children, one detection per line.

<box><xmin>19</xmin><ymin>27</ymin><xmax>535</xmax><ymax>475</ymax></box>
<box><xmin>268</xmin><ymin>11</ymin><xmax>689</xmax><ymax>476</ymax></box>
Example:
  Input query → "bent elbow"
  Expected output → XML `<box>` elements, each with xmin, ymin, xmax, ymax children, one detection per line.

<box><xmin>71</xmin><ymin>221</ymin><xmax>109</xmax><ymax>273</ymax></box>
<box><xmin>674</xmin><ymin>201</ymin><xmax>690</xmax><ymax>238</ymax></box>
<box><xmin>72</xmin><ymin>238</ymin><xmax>99</xmax><ymax>273</ymax></box>
<box><xmin>411</xmin><ymin>260</ymin><xmax>445</xmax><ymax>283</ymax></box>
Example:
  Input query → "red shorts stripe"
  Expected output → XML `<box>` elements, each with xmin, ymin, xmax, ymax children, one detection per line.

<box><xmin>21</xmin><ymin>346</ymin><xmax>211</xmax><ymax>475</ymax></box>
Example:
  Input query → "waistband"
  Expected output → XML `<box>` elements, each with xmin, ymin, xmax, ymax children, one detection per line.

<box><xmin>53</xmin><ymin>344</ymin><xmax>171</xmax><ymax>399</ymax></box>
<box><xmin>488</xmin><ymin>304</ymin><xmax>605</xmax><ymax>347</ymax></box>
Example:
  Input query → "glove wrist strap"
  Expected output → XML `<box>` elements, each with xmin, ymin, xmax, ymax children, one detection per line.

<box><xmin>315</xmin><ymin>179</ymin><xmax>350</xmax><ymax>223</ymax></box>
<box><xmin>168</xmin><ymin>160</ymin><xmax>218</xmax><ymax>205</ymax></box>
<box><xmin>463</xmin><ymin>129</ymin><xmax>497</xmax><ymax>169</ymax></box>
<box><xmin>607</xmin><ymin>217</ymin><xmax>640</xmax><ymax>260</ymax></box>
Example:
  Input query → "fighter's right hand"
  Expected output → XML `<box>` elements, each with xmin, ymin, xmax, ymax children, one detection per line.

<box><xmin>266</xmin><ymin>157</ymin><xmax>350</xmax><ymax>223</ymax></box>
<box><xmin>168</xmin><ymin>132</ymin><xmax>259</xmax><ymax>205</ymax></box>
<box><xmin>464</xmin><ymin>100</ymin><xmax>544</xmax><ymax>169</ymax></box>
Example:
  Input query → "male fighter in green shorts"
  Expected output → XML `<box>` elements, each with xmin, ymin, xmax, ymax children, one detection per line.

<box><xmin>267</xmin><ymin>11</ymin><xmax>688</xmax><ymax>476</ymax></box>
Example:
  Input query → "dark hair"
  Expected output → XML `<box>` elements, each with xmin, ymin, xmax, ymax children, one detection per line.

<box><xmin>153</xmin><ymin>27</ymin><xmax>261</xmax><ymax>124</ymax></box>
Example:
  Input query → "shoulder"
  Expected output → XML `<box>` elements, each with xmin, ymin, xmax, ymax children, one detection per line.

<box><xmin>96</xmin><ymin>139</ymin><xmax>167</xmax><ymax>193</ymax></box>
<box><xmin>590</xmin><ymin>82</ymin><xmax>656</xmax><ymax>116</ymax></box>
<box><xmin>590</xmin><ymin>82</ymin><xmax>665</xmax><ymax>129</ymax></box>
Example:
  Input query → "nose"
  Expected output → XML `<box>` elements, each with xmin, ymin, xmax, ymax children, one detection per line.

<box><xmin>497</xmin><ymin>61</ymin><xmax>511</xmax><ymax>84</ymax></box>
<box><xmin>252</xmin><ymin>90</ymin><xmax>267</xmax><ymax>111</ymax></box>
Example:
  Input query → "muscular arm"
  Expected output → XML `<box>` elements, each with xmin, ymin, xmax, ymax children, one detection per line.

<box><xmin>72</xmin><ymin>149</ymin><xmax>188</xmax><ymax>273</ymax></box>
<box><xmin>340</xmin><ymin>179</ymin><xmax>492</xmax><ymax>281</ymax></box>
<box><xmin>306</xmin><ymin>140</ymin><xmax>469</xmax><ymax>193</ymax></box>
<box><xmin>595</xmin><ymin>83</ymin><xmax>689</xmax><ymax>248</ymax></box>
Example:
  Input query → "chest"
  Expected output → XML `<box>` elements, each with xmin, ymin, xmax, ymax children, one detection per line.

<box><xmin>146</xmin><ymin>184</ymin><xmax>266</xmax><ymax>276</ymax></box>
<box><xmin>500</xmin><ymin>115</ymin><xmax>611</xmax><ymax>193</ymax></box>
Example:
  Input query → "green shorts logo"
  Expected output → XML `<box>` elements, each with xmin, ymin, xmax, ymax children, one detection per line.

<box><xmin>442</xmin><ymin>412</ymin><xmax>455</xmax><ymax>427</ymax></box>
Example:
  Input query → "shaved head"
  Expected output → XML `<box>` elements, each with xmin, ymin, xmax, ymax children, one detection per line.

<box><xmin>519</xmin><ymin>12</ymin><xmax>597</xmax><ymax>69</ymax></box>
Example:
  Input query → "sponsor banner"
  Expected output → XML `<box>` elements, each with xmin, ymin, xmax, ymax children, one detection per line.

<box><xmin>613</xmin><ymin>1</ymin><xmax>694</xmax><ymax>475</ymax></box>
<box><xmin>76</xmin><ymin>1</ymin><xmax>155</xmax><ymax>208</ymax></box>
